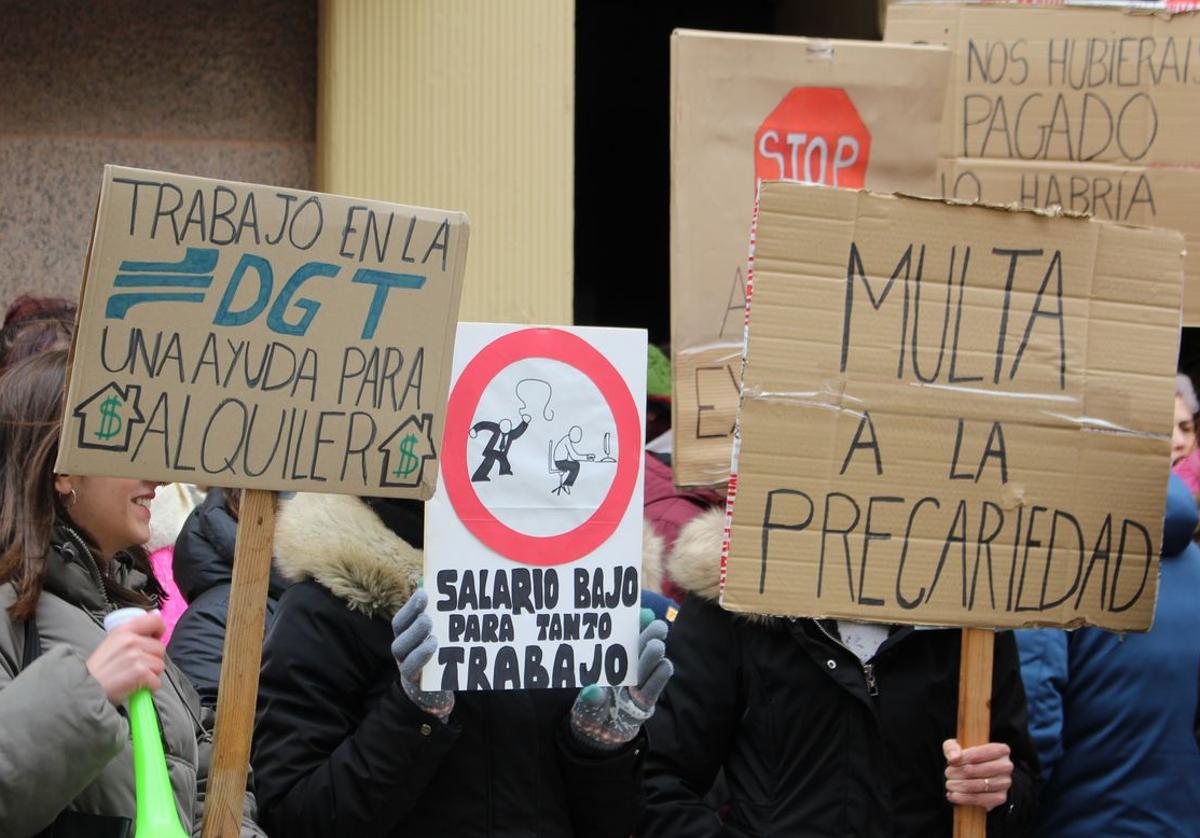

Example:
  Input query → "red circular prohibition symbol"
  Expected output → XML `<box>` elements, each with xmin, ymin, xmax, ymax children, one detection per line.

<box><xmin>441</xmin><ymin>328</ymin><xmax>641</xmax><ymax>566</ymax></box>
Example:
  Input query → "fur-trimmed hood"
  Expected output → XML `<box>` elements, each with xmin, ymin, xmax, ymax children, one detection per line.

<box><xmin>667</xmin><ymin>506</ymin><xmax>795</xmax><ymax>624</ymax></box>
<box><xmin>272</xmin><ymin>493</ymin><xmax>672</xmax><ymax>617</ymax></box>
<box><xmin>148</xmin><ymin>482</ymin><xmax>202</xmax><ymax>553</ymax></box>
<box><xmin>641</xmin><ymin>520</ymin><xmax>665</xmax><ymax>595</ymax></box>
<box><xmin>273</xmin><ymin>493</ymin><xmax>422</xmax><ymax>617</ymax></box>
<box><xmin>667</xmin><ymin>506</ymin><xmax>725</xmax><ymax>602</ymax></box>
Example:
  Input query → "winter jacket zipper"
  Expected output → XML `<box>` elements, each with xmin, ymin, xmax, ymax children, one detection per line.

<box><xmin>61</xmin><ymin>525</ymin><xmax>113</xmax><ymax>613</ymax></box>
<box><xmin>813</xmin><ymin>620</ymin><xmax>880</xmax><ymax>697</ymax></box>
<box><xmin>862</xmin><ymin>663</ymin><xmax>879</xmax><ymax>697</ymax></box>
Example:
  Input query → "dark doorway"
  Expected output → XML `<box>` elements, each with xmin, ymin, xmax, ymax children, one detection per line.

<box><xmin>1181</xmin><ymin>327</ymin><xmax>1200</xmax><ymax>381</ymax></box>
<box><xmin>573</xmin><ymin>0</ymin><xmax>883</xmax><ymax>346</ymax></box>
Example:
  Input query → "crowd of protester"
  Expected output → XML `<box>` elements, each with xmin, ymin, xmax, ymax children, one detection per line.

<box><xmin>0</xmin><ymin>293</ymin><xmax>1198</xmax><ymax>837</ymax></box>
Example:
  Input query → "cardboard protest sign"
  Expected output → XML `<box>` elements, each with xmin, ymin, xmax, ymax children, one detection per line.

<box><xmin>670</xmin><ymin>30</ymin><xmax>951</xmax><ymax>486</ymax></box>
<box><xmin>423</xmin><ymin>323</ymin><xmax>646</xmax><ymax>691</ymax></box>
<box><xmin>722</xmin><ymin>181</ymin><xmax>1184</xmax><ymax>632</ymax></box>
<box><xmin>57</xmin><ymin>166</ymin><xmax>468</xmax><ymax>499</ymax></box>
<box><xmin>886</xmin><ymin>2</ymin><xmax>1200</xmax><ymax>321</ymax></box>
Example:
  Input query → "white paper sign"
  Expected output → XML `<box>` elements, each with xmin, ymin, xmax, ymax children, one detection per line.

<box><xmin>423</xmin><ymin>323</ymin><xmax>646</xmax><ymax>691</ymax></box>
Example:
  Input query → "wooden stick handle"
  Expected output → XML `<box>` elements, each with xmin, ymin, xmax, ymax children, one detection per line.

<box><xmin>953</xmin><ymin>626</ymin><xmax>995</xmax><ymax>838</ymax></box>
<box><xmin>200</xmin><ymin>489</ymin><xmax>276</xmax><ymax>838</ymax></box>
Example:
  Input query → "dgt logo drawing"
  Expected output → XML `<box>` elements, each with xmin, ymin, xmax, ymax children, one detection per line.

<box><xmin>105</xmin><ymin>247</ymin><xmax>425</xmax><ymax>339</ymax></box>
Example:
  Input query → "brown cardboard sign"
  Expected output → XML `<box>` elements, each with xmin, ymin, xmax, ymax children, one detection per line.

<box><xmin>670</xmin><ymin>30</ymin><xmax>951</xmax><ymax>487</ymax></box>
<box><xmin>886</xmin><ymin>3</ymin><xmax>1200</xmax><ymax>321</ymax></box>
<box><xmin>723</xmin><ymin>181</ymin><xmax>1183</xmax><ymax>631</ymax></box>
<box><xmin>937</xmin><ymin>158</ymin><xmax>1200</xmax><ymax>320</ymax></box>
<box><xmin>57</xmin><ymin>166</ymin><xmax>469</xmax><ymax>499</ymax></box>
<box><xmin>886</xmin><ymin>3</ymin><xmax>1200</xmax><ymax>165</ymax></box>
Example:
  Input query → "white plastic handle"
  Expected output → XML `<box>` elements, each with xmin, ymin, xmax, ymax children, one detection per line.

<box><xmin>103</xmin><ymin>607</ymin><xmax>158</xmax><ymax>633</ymax></box>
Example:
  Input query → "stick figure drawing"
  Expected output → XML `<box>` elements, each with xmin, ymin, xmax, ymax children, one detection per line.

<box><xmin>470</xmin><ymin>414</ymin><xmax>531</xmax><ymax>482</ymax></box>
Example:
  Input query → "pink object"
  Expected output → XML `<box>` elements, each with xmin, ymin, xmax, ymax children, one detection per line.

<box><xmin>1173</xmin><ymin>450</ymin><xmax>1200</xmax><ymax>496</ymax></box>
<box><xmin>643</xmin><ymin>453</ymin><xmax>726</xmax><ymax>602</ymax></box>
<box><xmin>149</xmin><ymin>546</ymin><xmax>187</xmax><ymax>643</ymax></box>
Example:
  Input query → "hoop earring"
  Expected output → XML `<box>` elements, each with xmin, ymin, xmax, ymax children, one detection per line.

<box><xmin>62</xmin><ymin>488</ymin><xmax>77</xmax><ymax>509</ymax></box>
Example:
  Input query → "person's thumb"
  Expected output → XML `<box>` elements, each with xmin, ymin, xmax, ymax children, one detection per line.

<box><xmin>575</xmin><ymin>683</ymin><xmax>609</xmax><ymax>709</ymax></box>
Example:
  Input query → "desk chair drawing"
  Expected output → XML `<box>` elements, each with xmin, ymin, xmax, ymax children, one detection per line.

<box><xmin>550</xmin><ymin>426</ymin><xmax>589</xmax><ymax>495</ymax></box>
<box><xmin>549</xmin><ymin>439</ymin><xmax>569</xmax><ymax>495</ymax></box>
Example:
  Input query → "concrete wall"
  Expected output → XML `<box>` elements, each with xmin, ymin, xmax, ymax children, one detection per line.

<box><xmin>0</xmin><ymin>0</ymin><xmax>315</xmax><ymax>301</ymax></box>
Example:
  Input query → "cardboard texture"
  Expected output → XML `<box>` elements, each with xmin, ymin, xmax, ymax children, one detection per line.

<box><xmin>723</xmin><ymin>181</ymin><xmax>1183</xmax><ymax>631</ymax></box>
<box><xmin>886</xmin><ymin>3</ymin><xmax>1200</xmax><ymax>320</ymax></box>
<box><xmin>670</xmin><ymin>30</ymin><xmax>951</xmax><ymax>487</ymax></box>
<box><xmin>423</xmin><ymin>323</ymin><xmax>646</xmax><ymax>691</ymax></box>
<box><xmin>57</xmin><ymin>166</ymin><xmax>469</xmax><ymax>499</ymax></box>
<box><xmin>938</xmin><ymin>158</ymin><xmax>1200</xmax><ymax>310</ymax></box>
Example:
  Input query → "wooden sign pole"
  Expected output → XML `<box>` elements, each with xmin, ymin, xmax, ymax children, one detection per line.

<box><xmin>953</xmin><ymin>627</ymin><xmax>994</xmax><ymax>838</ymax></box>
<box><xmin>201</xmin><ymin>489</ymin><xmax>276</xmax><ymax>838</ymax></box>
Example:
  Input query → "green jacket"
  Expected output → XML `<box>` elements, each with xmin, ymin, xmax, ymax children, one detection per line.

<box><xmin>0</xmin><ymin>527</ymin><xmax>265</xmax><ymax>837</ymax></box>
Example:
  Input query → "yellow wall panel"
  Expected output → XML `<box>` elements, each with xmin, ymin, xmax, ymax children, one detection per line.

<box><xmin>318</xmin><ymin>0</ymin><xmax>574</xmax><ymax>324</ymax></box>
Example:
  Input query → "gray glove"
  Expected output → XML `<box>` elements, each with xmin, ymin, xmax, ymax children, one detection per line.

<box><xmin>391</xmin><ymin>588</ymin><xmax>455</xmax><ymax>721</ymax></box>
<box><xmin>570</xmin><ymin>609</ymin><xmax>674</xmax><ymax>751</ymax></box>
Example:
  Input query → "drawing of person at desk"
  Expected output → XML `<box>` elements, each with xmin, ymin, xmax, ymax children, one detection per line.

<box><xmin>549</xmin><ymin>426</ymin><xmax>618</xmax><ymax>495</ymax></box>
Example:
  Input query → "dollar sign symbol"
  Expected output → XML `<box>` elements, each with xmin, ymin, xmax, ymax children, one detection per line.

<box><xmin>392</xmin><ymin>433</ymin><xmax>420</xmax><ymax>479</ymax></box>
<box><xmin>95</xmin><ymin>396</ymin><xmax>123</xmax><ymax>442</ymax></box>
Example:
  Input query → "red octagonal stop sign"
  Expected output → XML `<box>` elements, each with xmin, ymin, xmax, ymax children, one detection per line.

<box><xmin>754</xmin><ymin>87</ymin><xmax>871</xmax><ymax>189</ymax></box>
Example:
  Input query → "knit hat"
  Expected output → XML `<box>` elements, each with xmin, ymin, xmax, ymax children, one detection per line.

<box><xmin>647</xmin><ymin>345</ymin><xmax>671</xmax><ymax>402</ymax></box>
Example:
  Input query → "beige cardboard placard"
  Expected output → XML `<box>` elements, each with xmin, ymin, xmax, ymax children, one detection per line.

<box><xmin>886</xmin><ymin>2</ymin><xmax>1200</xmax><ymax>320</ymax></box>
<box><xmin>57</xmin><ymin>166</ymin><xmax>469</xmax><ymax>499</ymax></box>
<box><xmin>723</xmin><ymin>181</ymin><xmax>1183</xmax><ymax>631</ymax></box>
<box><xmin>886</xmin><ymin>2</ymin><xmax>1200</xmax><ymax>165</ymax></box>
<box><xmin>937</xmin><ymin>157</ymin><xmax>1200</xmax><ymax>320</ymax></box>
<box><xmin>671</xmin><ymin>30</ymin><xmax>951</xmax><ymax>487</ymax></box>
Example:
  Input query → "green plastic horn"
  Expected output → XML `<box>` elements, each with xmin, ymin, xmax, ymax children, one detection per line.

<box><xmin>104</xmin><ymin>608</ymin><xmax>189</xmax><ymax>838</ymax></box>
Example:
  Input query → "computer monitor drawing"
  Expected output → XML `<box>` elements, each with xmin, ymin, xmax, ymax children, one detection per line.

<box><xmin>600</xmin><ymin>432</ymin><xmax>616</xmax><ymax>462</ymax></box>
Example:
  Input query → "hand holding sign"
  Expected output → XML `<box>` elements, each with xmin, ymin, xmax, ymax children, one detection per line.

<box><xmin>569</xmin><ymin>610</ymin><xmax>674</xmax><ymax>751</ymax></box>
<box><xmin>392</xmin><ymin>588</ymin><xmax>455</xmax><ymax>720</ymax></box>
<box><xmin>943</xmin><ymin>739</ymin><xmax>1014</xmax><ymax>812</ymax></box>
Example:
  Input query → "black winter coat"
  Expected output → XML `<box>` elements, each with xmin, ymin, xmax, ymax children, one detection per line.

<box><xmin>251</xmin><ymin>493</ymin><xmax>645</xmax><ymax>838</ymax></box>
<box><xmin>166</xmin><ymin>489</ymin><xmax>291</xmax><ymax>707</ymax></box>
<box><xmin>642</xmin><ymin>594</ymin><xmax>1039</xmax><ymax>837</ymax></box>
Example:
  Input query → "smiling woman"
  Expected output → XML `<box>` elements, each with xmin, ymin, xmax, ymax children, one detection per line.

<box><xmin>0</xmin><ymin>349</ymin><xmax>266</xmax><ymax>836</ymax></box>
<box><xmin>53</xmin><ymin>476</ymin><xmax>163</xmax><ymax>565</ymax></box>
